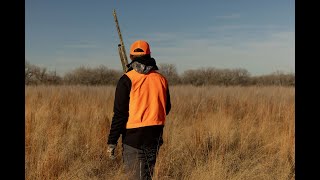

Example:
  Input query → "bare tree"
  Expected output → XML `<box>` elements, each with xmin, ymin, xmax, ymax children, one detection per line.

<box><xmin>181</xmin><ymin>67</ymin><xmax>251</xmax><ymax>86</ymax></box>
<box><xmin>63</xmin><ymin>65</ymin><xmax>122</xmax><ymax>85</ymax></box>
<box><xmin>25</xmin><ymin>61</ymin><xmax>47</xmax><ymax>85</ymax></box>
<box><xmin>46</xmin><ymin>70</ymin><xmax>62</xmax><ymax>85</ymax></box>
<box><xmin>25</xmin><ymin>61</ymin><xmax>33</xmax><ymax>85</ymax></box>
<box><xmin>181</xmin><ymin>69</ymin><xmax>206</xmax><ymax>86</ymax></box>
<box><xmin>158</xmin><ymin>63</ymin><xmax>180</xmax><ymax>85</ymax></box>
<box><xmin>251</xmin><ymin>71</ymin><xmax>295</xmax><ymax>86</ymax></box>
<box><xmin>25</xmin><ymin>61</ymin><xmax>294</xmax><ymax>86</ymax></box>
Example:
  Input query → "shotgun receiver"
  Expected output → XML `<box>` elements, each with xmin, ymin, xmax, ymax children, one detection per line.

<box><xmin>113</xmin><ymin>9</ymin><xmax>129</xmax><ymax>73</ymax></box>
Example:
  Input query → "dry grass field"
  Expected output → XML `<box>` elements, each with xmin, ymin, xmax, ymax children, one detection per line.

<box><xmin>25</xmin><ymin>85</ymin><xmax>294</xmax><ymax>180</ymax></box>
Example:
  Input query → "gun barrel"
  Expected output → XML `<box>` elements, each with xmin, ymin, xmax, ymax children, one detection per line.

<box><xmin>117</xmin><ymin>44</ymin><xmax>127</xmax><ymax>73</ymax></box>
<box><xmin>113</xmin><ymin>9</ymin><xmax>128</xmax><ymax>72</ymax></box>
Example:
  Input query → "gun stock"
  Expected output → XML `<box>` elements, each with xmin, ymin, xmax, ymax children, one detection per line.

<box><xmin>113</xmin><ymin>9</ymin><xmax>129</xmax><ymax>73</ymax></box>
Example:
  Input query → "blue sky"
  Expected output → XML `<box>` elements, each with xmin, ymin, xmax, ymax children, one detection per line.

<box><xmin>25</xmin><ymin>0</ymin><xmax>295</xmax><ymax>75</ymax></box>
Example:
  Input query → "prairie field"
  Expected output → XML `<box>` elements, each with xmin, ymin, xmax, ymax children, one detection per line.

<box><xmin>25</xmin><ymin>85</ymin><xmax>295</xmax><ymax>180</ymax></box>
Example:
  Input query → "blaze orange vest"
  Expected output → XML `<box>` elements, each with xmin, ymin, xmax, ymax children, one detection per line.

<box><xmin>125</xmin><ymin>70</ymin><xmax>168</xmax><ymax>129</ymax></box>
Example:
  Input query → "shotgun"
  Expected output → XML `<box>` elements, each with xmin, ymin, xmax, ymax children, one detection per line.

<box><xmin>113</xmin><ymin>9</ymin><xmax>129</xmax><ymax>73</ymax></box>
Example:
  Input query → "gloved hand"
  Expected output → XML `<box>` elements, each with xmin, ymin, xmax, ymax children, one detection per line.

<box><xmin>107</xmin><ymin>144</ymin><xmax>116</xmax><ymax>160</ymax></box>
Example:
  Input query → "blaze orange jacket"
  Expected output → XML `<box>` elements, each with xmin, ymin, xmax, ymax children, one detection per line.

<box><xmin>107</xmin><ymin>68</ymin><xmax>171</xmax><ymax>148</ymax></box>
<box><xmin>125</xmin><ymin>70</ymin><xmax>168</xmax><ymax>129</ymax></box>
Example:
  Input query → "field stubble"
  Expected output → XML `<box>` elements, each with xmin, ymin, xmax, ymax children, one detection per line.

<box><xmin>25</xmin><ymin>85</ymin><xmax>294</xmax><ymax>180</ymax></box>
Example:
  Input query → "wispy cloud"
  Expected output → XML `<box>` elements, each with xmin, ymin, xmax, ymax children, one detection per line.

<box><xmin>27</xmin><ymin>25</ymin><xmax>295</xmax><ymax>76</ymax></box>
<box><xmin>147</xmin><ymin>27</ymin><xmax>294</xmax><ymax>75</ymax></box>
<box><xmin>206</xmin><ymin>24</ymin><xmax>283</xmax><ymax>33</ymax></box>
<box><xmin>215</xmin><ymin>13</ymin><xmax>241</xmax><ymax>19</ymax></box>
<box><xmin>63</xmin><ymin>42</ymin><xmax>98</xmax><ymax>49</ymax></box>
<box><xmin>26</xmin><ymin>48</ymin><xmax>122</xmax><ymax>76</ymax></box>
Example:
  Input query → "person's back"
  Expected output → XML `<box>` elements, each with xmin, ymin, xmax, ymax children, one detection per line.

<box><xmin>107</xmin><ymin>40</ymin><xmax>171</xmax><ymax>180</ymax></box>
<box><xmin>126</xmin><ymin>70</ymin><xmax>167</xmax><ymax>127</ymax></box>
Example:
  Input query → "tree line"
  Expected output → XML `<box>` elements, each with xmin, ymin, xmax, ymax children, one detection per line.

<box><xmin>25</xmin><ymin>61</ymin><xmax>294</xmax><ymax>86</ymax></box>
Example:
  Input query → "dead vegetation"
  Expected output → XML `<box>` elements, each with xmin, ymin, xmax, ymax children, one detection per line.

<box><xmin>25</xmin><ymin>85</ymin><xmax>294</xmax><ymax>180</ymax></box>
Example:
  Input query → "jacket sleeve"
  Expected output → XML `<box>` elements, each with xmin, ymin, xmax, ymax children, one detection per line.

<box><xmin>107</xmin><ymin>75</ymin><xmax>131</xmax><ymax>145</ymax></box>
<box><xmin>166</xmin><ymin>86</ymin><xmax>171</xmax><ymax>115</ymax></box>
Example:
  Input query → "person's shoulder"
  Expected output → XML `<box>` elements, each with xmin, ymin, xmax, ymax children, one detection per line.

<box><xmin>118</xmin><ymin>73</ymin><xmax>131</xmax><ymax>84</ymax></box>
<box><xmin>151</xmin><ymin>71</ymin><xmax>168</xmax><ymax>81</ymax></box>
<box><xmin>150</xmin><ymin>70</ymin><xmax>163</xmax><ymax>76</ymax></box>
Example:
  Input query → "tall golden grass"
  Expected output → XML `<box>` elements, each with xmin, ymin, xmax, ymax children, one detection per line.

<box><xmin>25</xmin><ymin>85</ymin><xmax>294</xmax><ymax>180</ymax></box>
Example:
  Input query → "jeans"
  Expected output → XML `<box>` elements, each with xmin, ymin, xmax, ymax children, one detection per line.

<box><xmin>122</xmin><ymin>144</ymin><xmax>161</xmax><ymax>180</ymax></box>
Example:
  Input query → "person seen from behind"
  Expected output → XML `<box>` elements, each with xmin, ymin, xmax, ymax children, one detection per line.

<box><xmin>107</xmin><ymin>40</ymin><xmax>171</xmax><ymax>180</ymax></box>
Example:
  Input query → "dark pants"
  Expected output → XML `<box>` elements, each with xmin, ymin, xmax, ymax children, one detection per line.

<box><xmin>122</xmin><ymin>144</ymin><xmax>161</xmax><ymax>180</ymax></box>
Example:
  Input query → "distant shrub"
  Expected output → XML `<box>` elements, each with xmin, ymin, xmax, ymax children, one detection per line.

<box><xmin>181</xmin><ymin>68</ymin><xmax>251</xmax><ymax>86</ymax></box>
<box><xmin>158</xmin><ymin>63</ymin><xmax>181</xmax><ymax>85</ymax></box>
<box><xmin>25</xmin><ymin>61</ymin><xmax>294</xmax><ymax>86</ymax></box>
<box><xmin>63</xmin><ymin>65</ymin><xmax>122</xmax><ymax>85</ymax></box>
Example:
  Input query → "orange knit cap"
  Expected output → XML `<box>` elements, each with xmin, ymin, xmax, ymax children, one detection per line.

<box><xmin>130</xmin><ymin>40</ymin><xmax>151</xmax><ymax>55</ymax></box>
